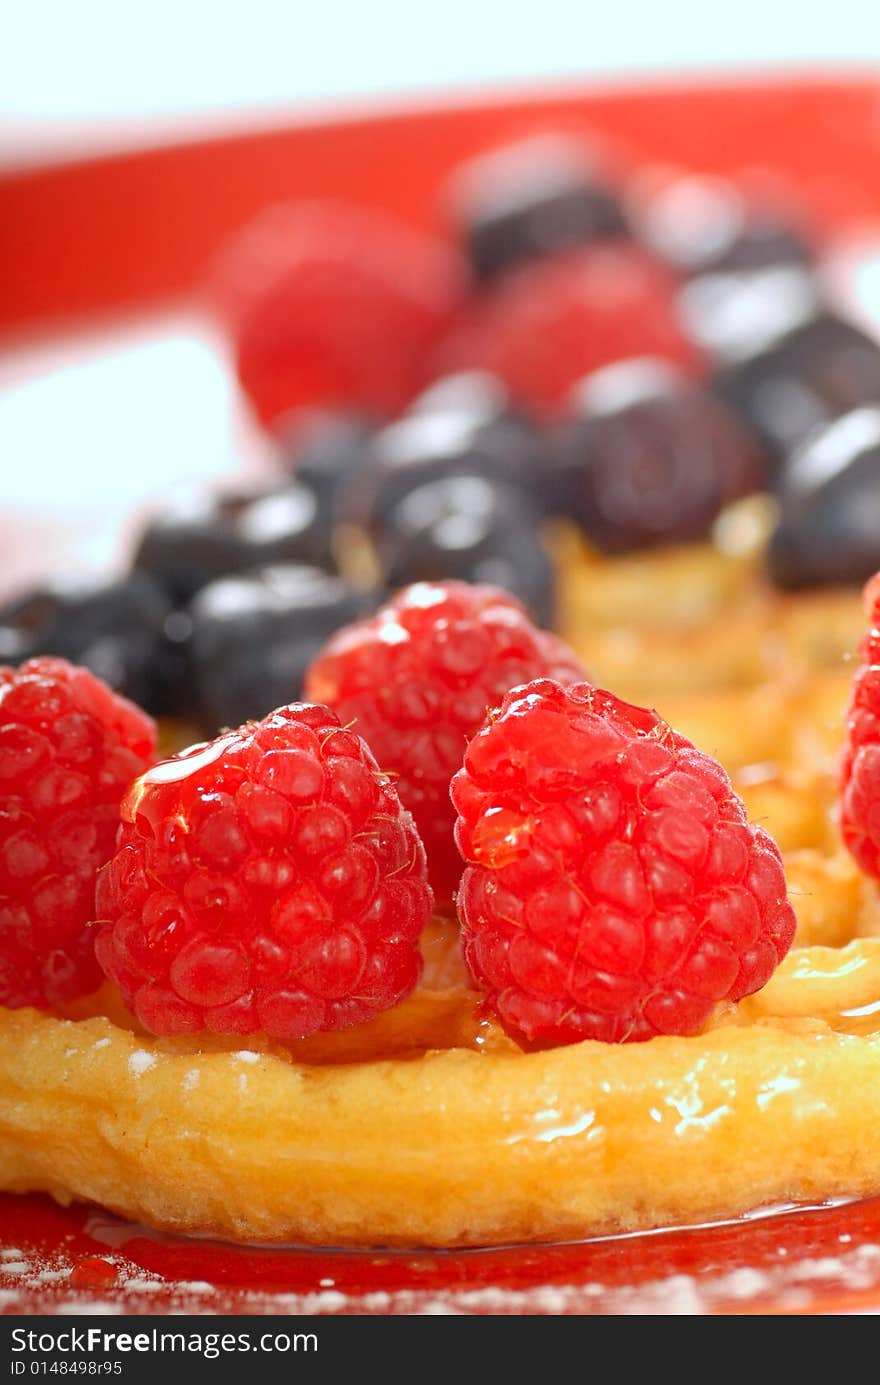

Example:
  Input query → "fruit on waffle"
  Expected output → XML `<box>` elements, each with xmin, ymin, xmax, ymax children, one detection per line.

<box><xmin>4</xmin><ymin>137</ymin><xmax>880</xmax><ymax>1247</ymax></box>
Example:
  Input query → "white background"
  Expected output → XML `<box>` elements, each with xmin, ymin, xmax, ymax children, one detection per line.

<box><xmin>2</xmin><ymin>0</ymin><xmax>879</xmax><ymax>162</ymax></box>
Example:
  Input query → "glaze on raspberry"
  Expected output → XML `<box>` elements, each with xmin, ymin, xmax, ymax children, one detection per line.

<box><xmin>94</xmin><ymin>703</ymin><xmax>432</xmax><ymax>1038</ymax></box>
<box><xmin>0</xmin><ymin>657</ymin><xmax>157</xmax><ymax>1008</ymax></box>
<box><xmin>452</xmin><ymin>679</ymin><xmax>796</xmax><ymax>1044</ymax></box>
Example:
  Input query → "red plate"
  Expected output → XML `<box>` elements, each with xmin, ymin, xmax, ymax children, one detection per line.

<box><xmin>3</xmin><ymin>72</ymin><xmax>880</xmax><ymax>1315</ymax></box>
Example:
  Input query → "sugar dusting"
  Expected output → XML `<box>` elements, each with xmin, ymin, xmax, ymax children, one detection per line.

<box><xmin>4</xmin><ymin>1230</ymin><xmax>880</xmax><ymax>1314</ymax></box>
<box><xmin>128</xmin><ymin>1050</ymin><xmax>157</xmax><ymax>1078</ymax></box>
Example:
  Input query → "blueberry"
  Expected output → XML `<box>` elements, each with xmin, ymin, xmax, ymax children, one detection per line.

<box><xmin>407</xmin><ymin>370</ymin><xmax>521</xmax><ymax>425</ymax></box>
<box><xmin>378</xmin><ymin>474</ymin><xmax>555</xmax><ymax>626</ymax></box>
<box><xmin>550</xmin><ymin>357</ymin><xmax>764</xmax><ymax>552</ymax></box>
<box><xmin>189</xmin><ymin>565</ymin><xmax>377</xmax><ymax>732</ymax></box>
<box><xmin>769</xmin><ymin>407</ymin><xmax>880</xmax><ymax>588</ymax></box>
<box><xmin>275</xmin><ymin>409</ymin><xmax>374</xmax><ymax>531</ymax></box>
<box><xmin>713</xmin><ymin>311</ymin><xmax>880</xmax><ymax>478</ymax></box>
<box><xmin>680</xmin><ymin>264</ymin><xmax>820</xmax><ymax>363</ymax></box>
<box><xmin>450</xmin><ymin>136</ymin><xmax>628</xmax><ymax>284</ymax></box>
<box><xmin>340</xmin><ymin>403</ymin><xmax>545</xmax><ymax>536</ymax></box>
<box><xmin>638</xmin><ymin>175</ymin><xmax>814</xmax><ymax>278</ymax></box>
<box><xmin>0</xmin><ymin>572</ymin><xmax>187</xmax><ymax>714</ymax></box>
<box><xmin>133</xmin><ymin>480</ymin><xmax>335</xmax><ymax>607</ymax></box>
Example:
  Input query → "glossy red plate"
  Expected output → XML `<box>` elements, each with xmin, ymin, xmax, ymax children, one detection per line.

<box><xmin>3</xmin><ymin>72</ymin><xmax>880</xmax><ymax>1315</ymax></box>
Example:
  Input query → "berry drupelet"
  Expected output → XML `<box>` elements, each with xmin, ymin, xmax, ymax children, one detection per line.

<box><xmin>453</xmin><ymin>679</ymin><xmax>796</xmax><ymax>1045</ymax></box>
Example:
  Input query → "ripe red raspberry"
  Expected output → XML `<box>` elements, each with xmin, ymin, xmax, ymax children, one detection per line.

<box><xmin>211</xmin><ymin>201</ymin><xmax>465</xmax><ymax>427</ymax></box>
<box><xmin>431</xmin><ymin>242</ymin><xmax>703</xmax><ymax>415</ymax></box>
<box><xmin>94</xmin><ymin>702</ymin><xmax>432</xmax><ymax>1038</ymax></box>
<box><xmin>0</xmin><ymin>657</ymin><xmax>156</xmax><ymax>1009</ymax></box>
<box><xmin>840</xmin><ymin>573</ymin><xmax>880</xmax><ymax>876</ymax></box>
<box><xmin>453</xmin><ymin>680</ymin><xmax>796</xmax><ymax>1044</ymax></box>
<box><xmin>305</xmin><ymin>582</ymin><xmax>586</xmax><ymax>907</ymax></box>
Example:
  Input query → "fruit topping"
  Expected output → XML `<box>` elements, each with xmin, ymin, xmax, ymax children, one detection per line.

<box><xmin>453</xmin><ymin>679</ymin><xmax>796</xmax><ymax>1044</ymax></box>
<box><xmin>94</xmin><ymin>702</ymin><xmax>432</xmax><ymax>1037</ymax></box>
<box><xmin>189</xmin><ymin>565</ymin><xmax>376</xmax><ymax>734</ymax></box>
<box><xmin>636</xmin><ymin>174</ymin><xmax>815</xmax><ymax>277</ymax></box>
<box><xmin>0</xmin><ymin>657</ymin><xmax>156</xmax><ymax>1008</ymax></box>
<box><xmin>449</xmin><ymin>135</ymin><xmax>628</xmax><ymax>284</ymax></box>
<box><xmin>840</xmin><ymin>572</ymin><xmax>880</xmax><ymax>878</ymax></box>
<box><xmin>305</xmin><ymin>581</ymin><xmax>586</xmax><ymax>906</ymax></box>
<box><xmin>133</xmin><ymin>481</ymin><xmax>335</xmax><ymax>608</ymax></box>
<box><xmin>769</xmin><ymin>407</ymin><xmax>880</xmax><ymax>588</ymax></box>
<box><xmin>713</xmin><ymin>312</ymin><xmax>880</xmax><ymax>476</ymax></box>
<box><xmin>339</xmin><ymin>401</ymin><xmax>543</xmax><ymax>536</ymax></box>
<box><xmin>376</xmin><ymin>475</ymin><xmax>555</xmax><ymax>627</ymax></box>
<box><xmin>549</xmin><ymin>358</ymin><xmax>764</xmax><ymax>550</ymax></box>
<box><xmin>211</xmin><ymin>201</ymin><xmax>465</xmax><ymax>426</ymax></box>
<box><xmin>430</xmin><ymin>242</ymin><xmax>703</xmax><ymax>415</ymax></box>
<box><xmin>0</xmin><ymin>573</ymin><xmax>175</xmax><ymax>713</ymax></box>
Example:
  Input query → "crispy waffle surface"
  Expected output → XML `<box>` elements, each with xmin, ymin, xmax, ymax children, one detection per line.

<box><xmin>3</xmin><ymin>522</ymin><xmax>880</xmax><ymax>1248</ymax></box>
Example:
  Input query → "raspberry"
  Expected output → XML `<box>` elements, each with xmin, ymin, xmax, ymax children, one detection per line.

<box><xmin>94</xmin><ymin>703</ymin><xmax>432</xmax><ymax>1038</ymax></box>
<box><xmin>430</xmin><ymin>243</ymin><xmax>703</xmax><ymax>416</ymax></box>
<box><xmin>0</xmin><ymin>657</ymin><xmax>156</xmax><ymax>1008</ymax></box>
<box><xmin>305</xmin><ymin>582</ymin><xmax>586</xmax><ymax>906</ymax></box>
<box><xmin>452</xmin><ymin>680</ymin><xmax>795</xmax><ymax>1044</ymax></box>
<box><xmin>840</xmin><ymin>574</ymin><xmax>880</xmax><ymax>876</ymax></box>
<box><xmin>211</xmin><ymin>201</ymin><xmax>465</xmax><ymax>427</ymax></box>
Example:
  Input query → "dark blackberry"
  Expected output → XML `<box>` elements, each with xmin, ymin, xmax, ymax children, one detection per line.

<box><xmin>132</xmin><ymin>480</ymin><xmax>334</xmax><ymax>607</ymax></box>
<box><xmin>0</xmin><ymin>572</ymin><xmax>185</xmax><ymax>714</ymax></box>
<box><xmin>713</xmin><ymin>311</ymin><xmax>880</xmax><ymax>478</ymax></box>
<box><xmin>450</xmin><ymin>136</ymin><xmax>628</xmax><ymax>284</ymax></box>
<box><xmin>378</xmin><ymin>474</ymin><xmax>555</xmax><ymax>627</ymax></box>
<box><xmin>769</xmin><ymin>407</ymin><xmax>880</xmax><ymax>589</ymax></box>
<box><xmin>189</xmin><ymin>564</ymin><xmax>377</xmax><ymax>732</ymax></box>
<box><xmin>550</xmin><ymin>357</ymin><xmax>764</xmax><ymax>552</ymax></box>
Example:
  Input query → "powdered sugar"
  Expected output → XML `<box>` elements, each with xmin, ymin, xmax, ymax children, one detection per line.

<box><xmin>128</xmin><ymin>1050</ymin><xmax>157</xmax><ymax>1078</ymax></box>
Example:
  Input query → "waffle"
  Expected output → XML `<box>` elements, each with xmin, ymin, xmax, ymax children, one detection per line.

<box><xmin>1</xmin><ymin>526</ymin><xmax>879</xmax><ymax>1247</ymax></box>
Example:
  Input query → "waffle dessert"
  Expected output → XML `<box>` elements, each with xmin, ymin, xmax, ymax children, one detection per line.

<box><xmin>2</xmin><ymin>517</ymin><xmax>880</xmax><ymax>1248</ymax></box>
